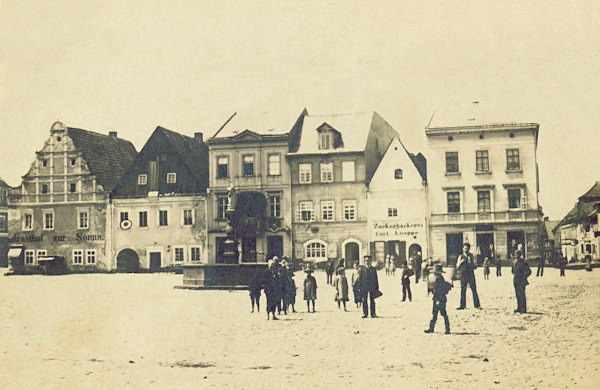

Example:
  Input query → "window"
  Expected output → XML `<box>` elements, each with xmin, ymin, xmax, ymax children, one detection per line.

<box><xmin>242</xmin><ymin>155</ymin><xmax>254</xmax><ymax>177</ymax></box>
<box><xmin>299</xmin><ymin>163</ymin><xmax>312</xmax><ymax>183</ymax></box>
<box><xmin>343</xmin><ymin>200</ymin><xmax>356</xmax><ymax>221</ymax></box>
<box><xmin>183</xmin><ymin>209</ymin><xmax>193</xmax><ymax>225</ymax></box>
<box><xmin>268</xmin><ymin>193</ymin><xmax>281</xmax><ymax>218</ymax></box>
<box><xmin>320</xmin><ymin>163</ymin><xmax>333</xmax><ymax>182</ymax></box>
<box><xmin>138</xmin><ymin>174</ymin><xmax>147</xmax><ymax>185</ymax></box>
<box><xmin>166</xmin><ymin>173</ymin><xmax>176</xmax><ymax>183</ymax></box>
<box><xmin>77</xmin><ymin>209</ymin><xmax>89</xmax><ymax>229</ymax></box>
<box><xmin>298</xmin><ymin>201</ymin><xmax>315</xmax><ymax>222</ymax></box>
<box><xmin>174</xmin><ymin>247</ymin><xmax>185</xmax><ymax>263</ymax></box>
<box><xmin>394</xmin><ymin>169</ymin><xmax>403</xmax><ymax>179</ymax></box>
<box><xmin>217</xmin><ymin>156</ymin><xmax>229</xmax><ymax>178</ymax></box>
<box><xmin>120</xmin><ymin>212</ymin><xmax>129</xmax><ymax>222</ymax></box>
<box><xmin>70</xmin><ymin>158</ymin><xmax>76</xmax><ymax>166</ymax></box>
<box><xmin>0</xmin><ymin>190</ymin><xmax>6</xmax><ymax>201</ymax></box>
<box><xmin>446</xmin><ymin>152</ymin><xmax>459</xmax><ymax>173</ymax></box>
<box><xmin>506</xmin><ymin>149</ymin><xmax>520</xmax><ymax>171</ymax></box>
<box><xmin>25</xmin><ymin>250</ymin><xmax>35</xmax><ymax>264</ymax></box>
<box><xmin>217</xmin><ymin>195</ymin><xmax>228</xmax><ymax>219</ymax></box>
<box><xmin>508</xmin><ymin>189</ymin><xmax>522</xmax><ymax>209</ymax></box>
<box><xmin>73</xmin><ymin>250</ymin><xmax>83</xmax><ymax>265</ymax></box>
<box><xmin>268</xmin><ymin>154</ymin><xmax>281</xmax><ymax>176</ymax></box>
<box><xmin>42</xmin><ymin>160</ymin><xmax>48</xmax><ymax>167</ymax></box>
<box><xmin>41</xmin><ymin>184</ymin><xmax>48</xmax><ymax>194</ymax></box>
<box><xmin>321</xmin><ymin>201</ymin><xmax>334</xmax><ymax>221</ymax></box>
<box><xmin>37</xmin><ymin>250</ymin><xmax>47</xmax><ymax>259</ymax></box>
<box><xmin>477</xmin><ymin>191</ymin><xmax>491</xmax><ymax>212</ymax></box>
<box><xmin>476</xmin><ymin>150</ymin><xmax>489</xmax><ymax>172</ymax></box>
<box><xmin>447</xmin><ymin>192</ymin><xmax>460</xmax><ymax>213</ymax></box>
<box><xmin>0</xmin><ymin>214</ymin><xmax>5</xmax><ymax>232</ymax></box>
<box><xmin>388</xmin><ymin>208</ymin><xmax>398</xmax><ymax>217</ymax></box>
<box><xmin>43</xmin><ymin>210</ymin><xmax>54</xmax><ymax>230</ymax></box>
<box><xmin>159</xmin><ymin>210</ymin><xmax>168</xmax><ymax>226</ymax></box>
<box><xmin>319</xmin><ymin>132</ymin><xmax>332</xmax><ymax>150</ymax></box>
<box><xmin>190</xmin><ymin>246</ymin><xmax>202</xmax><ymax>262</ymax></box>
<box><xmin>23</xmin><ymin>212</ymin><xmax>33</xmax><ymax>231</ymax></box>
<box><xmin>86</xmin><ymin>250</ymin><xmax>96</xmax><ymax>264</ymax></box>
<box><xmin>342</xmin><ymin>161</ymin><xmax>355</xmax><ymax>182</ymax></box>
<box><xmin>305</xmin><ymin>241</ymin><xmax>327</xmax><ymax>260</ymax></box>
<box><xmin>70</xmin><ymin>183</ymin><xmax>76</xmax><ymax>193</ymax></box>
<box><xmin>139</xmin><ymin>211</ymin><xmax>148</xmax><ymax>227</ymax></box>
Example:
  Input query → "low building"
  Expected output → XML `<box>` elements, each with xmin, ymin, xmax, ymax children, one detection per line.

<box><xmin>367</xmin><ymin>137</ymin><xmax>427</xmax><ymax>267</ymax></box>
<box><xmin>110</xmin><ymin>126</ymin><xmax>209</xmax><ymax>271</ymax></box>
<box><xmin>7</xmin><ymin>122</ymin><xmax>137</xmax><ymax>270</ymax></box>
<box><xmin>288</xmin><ymin>112</ymin><xmax>399</xmax><ymax>266</ymax></box>
<box><xmin>554</xmin><ymin>182</ymin><xmax>600</xmax><ymax>261</ymax></box>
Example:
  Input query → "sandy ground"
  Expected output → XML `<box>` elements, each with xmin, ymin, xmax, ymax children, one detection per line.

<box><xmin>0</xmin><ymin>267</ymin><xmax>598</xmax><ymax>390</ymax></box>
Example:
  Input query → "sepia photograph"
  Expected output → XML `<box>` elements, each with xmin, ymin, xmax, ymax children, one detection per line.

<box><xmin>0</xmin><ymin>1</ymin><xmax>599</xmax><ymax>389</ymax></box>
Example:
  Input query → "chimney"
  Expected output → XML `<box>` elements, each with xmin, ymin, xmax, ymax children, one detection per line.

<box><xmin>194</xmin><ymin>132</ymin><xmax>204</xmax><ymax>142</ymax></box>
<box><xmin>468</xmin><ymin>101</ymin><xmax>479</xmax><ymax>121</ymax></box>
<box><xmin>109</xmin><ymin>131</ymin><xmax>118</xmax><ymax>138</ymax></box>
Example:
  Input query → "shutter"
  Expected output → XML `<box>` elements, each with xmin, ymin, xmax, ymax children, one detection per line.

<box><xmin>295</xmin><ymin>209</ymin><xmax>302</xmax><ymax>222</ymax></box>
<box><xmin>521</xmin><ymin>196</ymin><xmax>528</xmax><ymax>210</ymax></box>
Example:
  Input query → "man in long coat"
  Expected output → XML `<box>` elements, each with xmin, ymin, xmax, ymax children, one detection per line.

<box><xmin>358</xmin><ymin>255</ymin><xmax>379</xmax><ymax>318</ymax></box>
<box><xmin>456</xmin><ymin>242</ymin><xmax>481</xmax><ymax>310</ymax></box>
<box><xmin>512</xmin><ymin>250</ymin><xmax>531</xmax><ymax>313</ymax></box>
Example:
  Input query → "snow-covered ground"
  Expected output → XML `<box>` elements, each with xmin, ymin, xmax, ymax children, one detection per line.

<box><xmin>0</xmin><ymin>267</ymin><xmax>598</xmax><ymax>389</ymax></box>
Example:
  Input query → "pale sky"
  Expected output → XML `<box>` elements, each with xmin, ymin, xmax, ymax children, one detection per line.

<box><xmin>1</xmin><ymin>0</ymin><xmax>599</xmax><ymax>220</ymax></box>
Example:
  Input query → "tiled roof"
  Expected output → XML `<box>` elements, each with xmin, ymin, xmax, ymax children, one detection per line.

<box><xmin>289</xmin><ymin>112</ymin><xmax>376</xmax><ymax>155</ymax></box>
<box><xmin>156</xmin><ymin>126</ymin><xmax>208</xmax><ymax>184</ymax></box>
<box><xmin>544</xmin><ymin>220</ymin><xmax>560</xmax><ymax>241</ymax></box>
<box><xmin>579</xmin><ymin>181</ymin><xmax>600</xmax><ymax>201</ymax></box>
<box><xmin>67</xmin><ymin>128</ymin><xmax>137</xmax><ymax>192</ymax></box>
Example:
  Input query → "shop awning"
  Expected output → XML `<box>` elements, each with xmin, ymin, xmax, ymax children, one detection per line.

<box><xmin>7</xmin><ymin>248</ymin><xmax>23</xmax><ymax>258</ymax></box>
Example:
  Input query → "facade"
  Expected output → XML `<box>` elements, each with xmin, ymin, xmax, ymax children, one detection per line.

<box><xmin>288</xmin><ymin>112</ymin><xmax>399</xmax><ymax>266</ymax></box>
<box><xmin>367</xmin><ymin>137</ymin><xmax>427</xmax><ymax>267</ymax></box>
<box><xmin>110</xmin><ymin>127</ymin><xmax>209</xmax><ymax>271</ymax></box>
<box><xmin>206</xmin><ymin>111</ymin><xmax>306</xmax><ymax>264</ymax></box>
<box><xmin>554</xmin><ymin>182</ymin><xmax>600</xmax><ymax>261</ymax></box>
<box><xmin>0</xmin><ymin>178</ymin><xmax>10</xmax><ymax>267</ymax></box>
<box><xmin>426</xmin><ymin>119</ymin><xmax>542</xmax><ymax>265</ymax></box>
<box><xmin>7</xmin><ymin>122</ymin><xmax>137</xmax><ymax>270</ymax></box>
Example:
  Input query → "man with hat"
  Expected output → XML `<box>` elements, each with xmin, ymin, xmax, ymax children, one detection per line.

<box><xmin>512</xmin><ymin>250</ymin><xmax>531</xmax><ymax>313</ymax></box>
<box><xmin>424</xmin><ymin>264</ymin><xmax>451</xmax><ymax>334</ymax></box>
<box><xmin>456</xmin><ymin>242</ymin><xmax>481</xmax><ymax>310</ymax></box>
<box><xmin>358</xmin><ymin>255</ymin><xmax>380</xmax><ymax>318</ymax></box>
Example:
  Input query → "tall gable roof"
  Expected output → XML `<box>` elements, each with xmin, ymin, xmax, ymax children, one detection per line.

<box><xmin>289</xmin><ymin>111</ymin><xmax>375</xmax><ymax>155</ymax></box>
<box><xmin>156</xmin><ymin>126</ymin><xmax>208</xmax><ymax>182</ymax></box>
<box><xmin>579</xmin><ymin>181</ymin><xmax>600</xmax><ymax>202</ymax></box>
<box><xmin>67</xmin><ymin>127</ymin><xmax>137</xmax><ymax>192</ymax></box>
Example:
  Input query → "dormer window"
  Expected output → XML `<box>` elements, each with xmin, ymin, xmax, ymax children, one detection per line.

<box><xmin>320</xmin><ymin>132</ymin><xmax>332</xmax><ymax>150</ymax></box>
<box><xmin>317</xmin><ymin>123</ymin><xmax>343</xmax><ymax>150</ymax></box>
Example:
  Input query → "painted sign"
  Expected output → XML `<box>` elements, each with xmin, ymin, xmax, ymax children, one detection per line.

<box><xmin>371</xmin><ymin>221</ymin><xmax>425</xmax><ymax>239</ymax></box>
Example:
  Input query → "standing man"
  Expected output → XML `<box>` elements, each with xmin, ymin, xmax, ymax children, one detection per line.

<box><xmin>424</xmin><ymin>264</ymin><xmax>451</xmax><ymax>334</ymax></box>
<box><xmin>358</xmin><ymin>255</ymin><xmax>379</xmax><ymax>318</ymax></box>
<box><xmin>496</xmin><ymin>254</ymin><xmax>502</xmax><ymax>277</ymax></box>
<box><xmin>413</xmin><ymin>251</ymin><xmax>422</xmax><ymax>284</ymax></box>
<box><xmin>536</xmin><ymin>255</ymin><xmax>545</xmax><ymax>277</ymax></box>
<box><xmin>456</xmin><ymin>243</ymin><xmax>482</xmax><ymax>310</ymax></box>
<box><xmin>559</xmin><ymin>254</ymin><xmax>566</xmax><ymax>277</ymax></box>
<box><xmin>512</xmin><ymin>250</ymin><xmax>531</xmax><ymax>313</ymax></box>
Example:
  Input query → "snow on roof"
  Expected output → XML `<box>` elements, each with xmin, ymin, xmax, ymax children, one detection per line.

<box><xmin>213</xmin><ymin>111</ymin><xmax>301</xmax><ymax>138</ymax></box>
<box><xmin>290</xmin><ymin>111</ymin><xmax>375</xmax><ymax>155</ymax></box>
<box><xmin>426</xmin><ymin>102</ymin><xmax>537</xmax><ymax>129</ymax></box>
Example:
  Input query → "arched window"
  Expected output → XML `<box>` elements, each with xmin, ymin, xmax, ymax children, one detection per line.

<box><xmin>304</xmin><ymin>241</ymin><xmax>327</xmax><ymax>261</ymax></box>
<box><xmin>394</xmin><ymin>169</ymin><xmax>403</xmax><ymax>179</ymax></box>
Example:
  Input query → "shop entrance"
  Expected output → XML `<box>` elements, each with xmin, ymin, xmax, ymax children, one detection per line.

<box><xmin>388</xmin><ymin>240</ymin><xmax>406</xmax><ymax>267</ymax></box>
<box><xmin>507</xmin><ymin>231</ymin><xmax>525</xmax><ymax>259</ymax></box>
<box><xmin>476</xmin><ymin>233</ymin><xmax>494</xmax><ymax>265</ymax></box>
<box><xmin>446</xmin><ymin>233</ymin><xmax>463</xmax><ymax>266</ymax></box>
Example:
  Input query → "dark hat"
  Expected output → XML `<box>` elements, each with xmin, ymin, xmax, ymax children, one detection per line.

<box><xmin>433</xmin><ymin>264</ymin><xmax>445</xmax><ymax>274</ymax></box>
<box><xmin>463</xmin><ymin>242</ymin><xmax>471</xmax><ymax>249</ymax></box>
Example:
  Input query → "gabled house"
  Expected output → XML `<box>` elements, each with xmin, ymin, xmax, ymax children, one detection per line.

<box><xmin>367</xmin><ymin>137</ymin><xmax>428</xmax><ymax>266</ymax></box>
<box><xmin>110</xmin><ymin>126</ymin><xmax>209</xmax><ymax>271</ymax></box>
<box><xmin>0</xmin><ymin>177</ymin><xmax>11</xmax><ymax>267</ymax></box>
<box><xmin>7</xmin><ymin>121</ymin><xmax>137</xmax><ymax>270</ymax></box>
<box><xmin>287</xmin><ymin>111</ymin><xmax>399</xmax><ymax>266</ymax></box>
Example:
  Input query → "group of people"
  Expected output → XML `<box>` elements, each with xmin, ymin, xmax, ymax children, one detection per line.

<box><xmin>249</xmin><ymin>256</ymin><xmax>298</xmax><ymax>320</ymax></box>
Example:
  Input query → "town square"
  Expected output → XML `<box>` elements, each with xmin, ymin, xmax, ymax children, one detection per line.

<box><xmin>1</xmin><ymin>1</ymin><xmax>600</xmax><ymax>389</ymax></box>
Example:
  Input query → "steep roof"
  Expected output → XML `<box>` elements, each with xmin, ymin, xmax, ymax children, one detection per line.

<box><xmin>156</xmin><ymin>127</ymin><xmax>208</xmax><ymax>181</ymax></box>
<box><xmin>408</xmin><ymin>152</ymin><xmax>427</xmax><ymax>183</ymax></box>
<box><xmin>289</xmin><ymin>111</ymin><xmax>375</xmax><ymax>155</ymax></box>
<box><xmin>67</xmin><ymin>127</ymin><xmax>137</xmax><ymax>192</ymax></box>
<box><xmin>578</xmin><ymin>181</ymin><xmax>600</xmax><ymax>202</ymax></box>
<box><xmin>544</xmin><ymin>220</ymin><xmax>560</xmax><ymax>241</ymax></box>
<box><xmin>212</xmin><ymin>111</ymin><xmax>301</xmax><ymax>138</ymax></box>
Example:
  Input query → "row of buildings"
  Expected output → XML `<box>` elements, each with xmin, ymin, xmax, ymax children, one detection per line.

<box><xmin>2</xmin><ymin>108</ymin><xmax>544</xmax><ymax>271</ymax></box>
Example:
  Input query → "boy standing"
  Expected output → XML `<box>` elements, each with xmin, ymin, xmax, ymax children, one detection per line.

<box><xmin>424</xmin><ymin>264</ymin><xmax>451</xmax><ymax>334</ymax></box>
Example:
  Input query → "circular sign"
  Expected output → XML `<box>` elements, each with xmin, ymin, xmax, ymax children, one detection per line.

<box><xmin>120</xmin><ymin>219</ymin><xmax>132</xmax><ymax>230</ymax></box>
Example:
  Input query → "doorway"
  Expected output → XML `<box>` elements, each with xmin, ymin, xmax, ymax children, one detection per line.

<box><xmin>149</xmin><ymin>252</ymin><xmax>161</xmax><ymax>271</ymax></box>
<box><xmin>507</xmin><ymin>231</ymin><xmax>525</xmax><ymax>259</ymax></box>
<box><xmin>116</xmin><ymin>248</ymin><xmax>139</xmax><ymax>272</ymax></box>
<box><xmin>408</xmin><ymin>243</ymin><xmax>422</xmax><ymax>260</ymax></box>
<box><xmin>267</xmin><ymin>235</ymin><xmax>283</xmax><ymax>261</ymax></box>
<box><xmin>345</xmin><ymin>242</ymin><xmax>359</xmax><ymax>268</ymax></box>
<box><xmin>446</xmin><ymin>233</ymin><xmax>463</xmax><ymax>266</ymax></box>
<box><xmin>241</xmin><ymin>236</ymin><xmax>257</xmax><ymax>262</ymax></box>
<box><xmin>476</xmin><ymin>233</ymin><xmax>494</xmax><ymax>265</ymax></box>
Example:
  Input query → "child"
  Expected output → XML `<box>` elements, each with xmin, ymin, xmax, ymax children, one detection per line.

<box><xmin>424</xmin><ymin>264</ymin><xmax>452</xmax><ymax>334</ymax></box>
<box><xmin>284</xmin><ymin>269</ymin><xmax>297</xmax><ymax>313</ymax></box>
<box><xmin>334</xmin><ymin>267</ymin><xmax>349</xmax><ymax>311</ymax></box>
<box><xmin>483</xmin><ymin>257</ymin><xmax>491</xmax><ymax>280</ymax></box>
<box><xmin>303</xmin><ymin>266</ymin><xmax>317</xmax><ymax>313</ymax></box>
<box><xmin>401</xmin><ymin>260</ymin><xmax>413</xmax><ymax>302</ymax></box>
<box><xmin>248</xmin><ymin>275</ymin><xmax>262</xmax><ymax>313</ymax></box>
<box><xmin>351</xmin><ymin>261</ymin><xmax>362</xmax><ymax>308</ymax></box>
